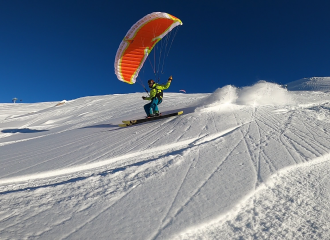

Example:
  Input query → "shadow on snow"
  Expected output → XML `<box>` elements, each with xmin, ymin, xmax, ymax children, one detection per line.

<box><xmin>1</xmin><ymin>128</ymin><xmax>48</xmax><ymax>133</ymax></box>
<box><xmin>81</xmin><ymin>124</ymin><xmax>119</xmax><ymax>129</ymax></box>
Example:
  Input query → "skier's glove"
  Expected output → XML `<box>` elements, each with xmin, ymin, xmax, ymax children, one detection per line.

<box><xmin>168</xmin><ymin>76</ymin><xmax>173</xmax><ymax>82</ymax></box>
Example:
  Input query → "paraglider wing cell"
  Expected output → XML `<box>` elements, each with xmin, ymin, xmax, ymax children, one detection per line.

<box><xmin>114</xmin><ymin>12</ymin><xmax>182</xmax><ymax>84</ymax></box>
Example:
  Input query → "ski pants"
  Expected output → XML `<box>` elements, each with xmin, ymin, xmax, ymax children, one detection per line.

<box><xmin>144</xmin><ymin>97</ymin><xmax>162</xmax><ymax>116</ymax></box>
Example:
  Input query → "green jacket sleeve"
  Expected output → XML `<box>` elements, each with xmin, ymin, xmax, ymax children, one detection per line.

<box><xmin>144</xmin><ymin>90</ymin><xmax>155</xmax><ymax>100</ymax></box>
<box><xmin>144</xmin><ymin>81</ymin><xmax>171</xmax><ymax>100</ymax></box>
<box><xmin>155</xmin><ymin>81</ymin><xmax>171</xmax><ymax>90</ymax></box>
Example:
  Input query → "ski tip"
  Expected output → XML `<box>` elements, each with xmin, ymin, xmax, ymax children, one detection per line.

<box><xmin>122</xmin><ymin>120</ymin><xmax>130</xmax><ymax>124</ymax></box>
<box><xmin>118</xmin><ymin>124</ymin><xmax>128</xmax><ymax>127</ymax></box>
<box><xmin>178</xmin><ymin>111</ymin><xmax>183</xmax><ymax>115</ymax></box>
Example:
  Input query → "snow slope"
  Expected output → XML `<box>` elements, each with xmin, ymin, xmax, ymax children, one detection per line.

<box><xmin>287</xmin><ymin>77</ymin><xmax>330</xmax><ymax>91</ymax></box>
<box><xmin>1</xmin><ymin>82</ymin><xmax>330</xmax><ymax>239</ymax></box>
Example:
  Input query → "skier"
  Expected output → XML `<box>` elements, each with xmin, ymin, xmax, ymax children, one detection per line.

<box><xmin>142</xmin><ymin>76</ymin><xmax>172</xmax><ymax>117</ymax></box>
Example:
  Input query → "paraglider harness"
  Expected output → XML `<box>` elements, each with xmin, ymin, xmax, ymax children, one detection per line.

<box><xmin>151</xmin><ymin>84</ymin><xmax>163</xmax><ymax>101</ymax></box>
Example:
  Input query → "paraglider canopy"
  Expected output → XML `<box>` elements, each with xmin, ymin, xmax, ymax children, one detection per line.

<box><xmin>114</xmin><ymin>12</ymin><xmax>182</xmax><ymax>85</ymax></box>
<box><xmin>179</xmin><ymin>90</ymin><xmax>186</xmax><ymax>93</ymax></box>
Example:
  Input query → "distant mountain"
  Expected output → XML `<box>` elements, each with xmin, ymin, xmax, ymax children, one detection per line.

<box><xmin>286</xmin><ymin>77</ymin><xmax>330</xmax><ymax>91</ymax></box>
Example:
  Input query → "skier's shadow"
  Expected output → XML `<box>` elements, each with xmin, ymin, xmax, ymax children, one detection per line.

<box><xmin>80</xmin><ymin>123</ymin><xmax>125</xmax><ymax>132</ymax></box>
<box><xmin>81</xmin><ymin>124</ymin><xmax>119</xmax><ymax>129</ymax></box>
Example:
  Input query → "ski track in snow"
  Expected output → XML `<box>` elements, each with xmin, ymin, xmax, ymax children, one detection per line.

<box><xmin>1</xmin><ymin>86</ymin><xmax>330</xmax><ymax>239</ymax></box>
<box><xmin>174</xmin><ymin>153</ymin><xmax>330</xmax><ymax>240</ymax></box>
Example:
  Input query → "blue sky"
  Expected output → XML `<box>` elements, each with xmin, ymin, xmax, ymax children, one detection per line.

<box><xmin>1</xmin><ymin>0</ymin><xmax>330</xmax><ymax>103</ymax></box>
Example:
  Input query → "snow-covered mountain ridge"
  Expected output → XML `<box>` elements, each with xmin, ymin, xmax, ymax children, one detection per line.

<box><xmin>1</xmin><ymin>81</ymin><xmax>330</xmax><ymax>239</ymax></box>
<box><xmin>287</xmin><ymin>77</ymin><xmax>330</xmax><ymax>91</ymax></box>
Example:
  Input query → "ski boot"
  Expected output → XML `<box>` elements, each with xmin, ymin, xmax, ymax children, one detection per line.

<box><xmin>146</xmin><ymin>114</ymin><xmax>155</xmax><ymax>118</ymax></box>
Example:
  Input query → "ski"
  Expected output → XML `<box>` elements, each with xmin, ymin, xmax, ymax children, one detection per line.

<box><xmin>118</xmin><ymin>111</ymin><xmax>183</xmax><ymax>127</ymax></box>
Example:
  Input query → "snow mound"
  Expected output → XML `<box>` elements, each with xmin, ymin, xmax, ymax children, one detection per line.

<box><xmin>196</xmin><ymin>81</ymin><xmax>292</xmax><ymax>112</ymax></box>
<box><xmin>286</xmin><ymin>77</ymin><xmax>330</xmax><ymax>91</ymax></box>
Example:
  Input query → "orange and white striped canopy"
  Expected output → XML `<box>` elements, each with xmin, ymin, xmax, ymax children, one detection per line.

<box><xmin>114</xmin><ymin>12</ymin><xmax>182</xmax><ymax>84</ymax></box>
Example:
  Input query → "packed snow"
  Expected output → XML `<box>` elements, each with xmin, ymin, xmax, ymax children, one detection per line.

<box><xmin>1</xmin><ymin>80</ymin><xmax>330</xmax><ymax>239</ymax></box>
